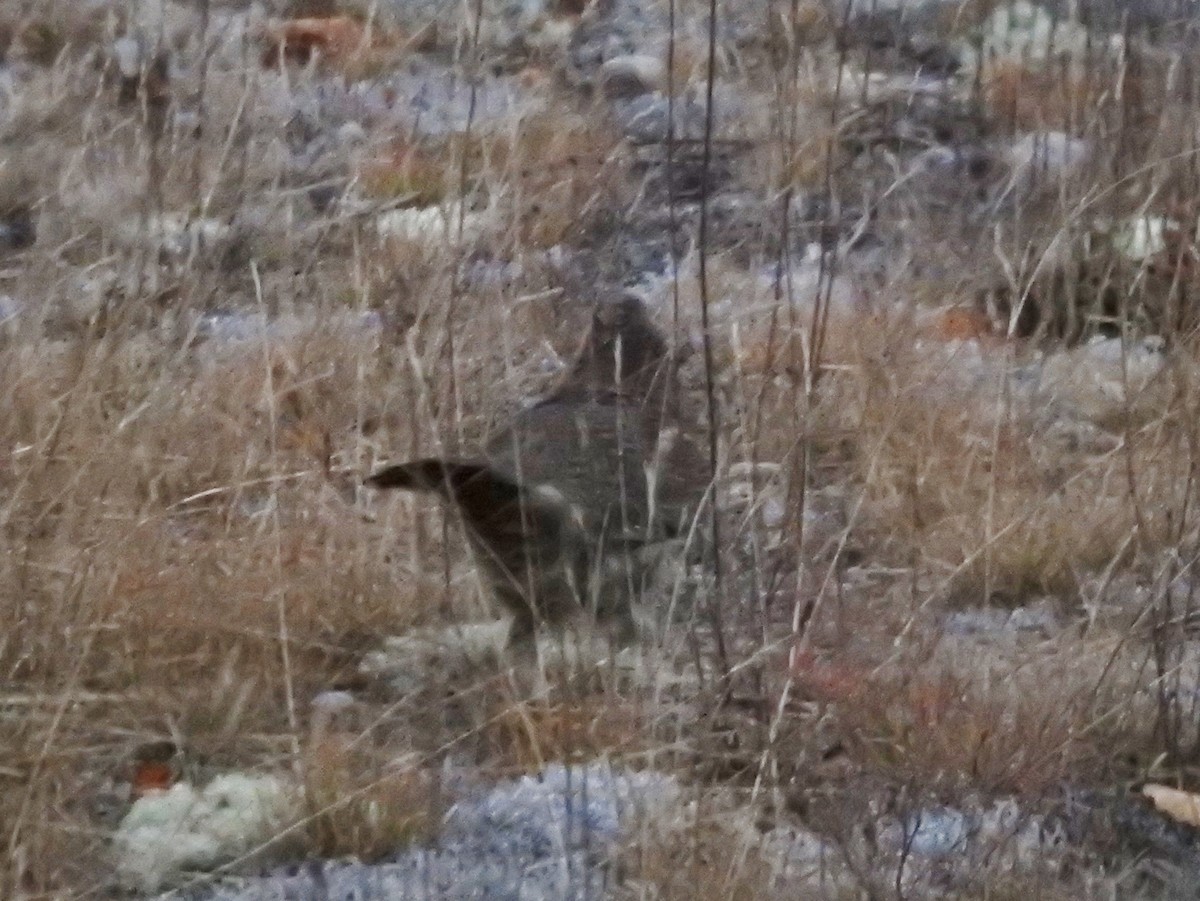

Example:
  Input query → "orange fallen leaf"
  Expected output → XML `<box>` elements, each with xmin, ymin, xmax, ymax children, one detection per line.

<box><xmin>982</xmin><ymin>57</ymin><xmax>1148</xmax><ymax>134</ymax></box>
<box><xmin>130</xmin><ymin>741</ymin><xmax>178</xmax><ymax>797</ymax></box>
<box><xmin>357</xmin><ymin>137</ymin><xmax>451</xmax><ymax>205</ymax></box>
<box><xmin>132</xmin><ymin>762</ymin><xmax>174</xmax><ymax>796</ymax></box>
<box><xmin>928</xmin><ymin>307</ymin><xmax>997</xmax><ymax>343</ymax></box>
<box><xmin>790</xmin><ymin>648</ymin><xmax>870</xmax><ymax>703</ymax></box>
<box><xmin>260</xmin><ymin>17</ymin><xmax>369</xmax><ymax>68</ymax></box>
<box><xmin>908</xmin><ymin>680</ymin><xmax>960</xmax><ymax>729</ymax></box>
<box><xmin>518</xmin><ymin>65</ymin><xmax>552</xmax><ymax>89</ymax></box>
<box><xmin>488</xmin><ymin>698</ymin><xmax>642</xmax><ymax>770</ymax></box>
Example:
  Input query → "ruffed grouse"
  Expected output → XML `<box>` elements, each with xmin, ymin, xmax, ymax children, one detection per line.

<box><xmin>366</xmin><ymin>295</ymin><xmax>708</xmax><ymax>648</ymax></box>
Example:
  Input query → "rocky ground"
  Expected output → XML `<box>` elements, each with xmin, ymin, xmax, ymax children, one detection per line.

<box><xmin>6</xmin><ymin>0</ymin><xmax>1200</xmax><ymax>898</ymax></box>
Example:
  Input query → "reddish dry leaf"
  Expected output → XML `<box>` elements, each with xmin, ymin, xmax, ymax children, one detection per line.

<box><xmin>982</xmin><ymin>58</ymin><xmax>1146</xmax><ymax>134</ymax></box>
<box><xmin>929</xmin><ymin>307</ymin><xmax>997</xmax><ymax>343</ymax></box>
<box><xmin>260</xmin><ymin>17</ymin><xmax>369</xmax><ymax>68</ymax></box>
<box><xmin>790</xmin><ymin>648</ymin><xmax>871</xmax><ymax>704</ymax></box>
<box><xmin>131</xmin><ymin>762</ymin><xmax>174</xmax><ymax>796</ymax></box>
<box><xmin>130</xmin><ymin>741</ymin><xmax>178</xmax><ymax>796</ymax></box>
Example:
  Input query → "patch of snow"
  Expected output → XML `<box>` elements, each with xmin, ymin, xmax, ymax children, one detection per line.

<box><xmin>0</xmin><ymin>295</ymin><xmax>20</xmax><ymax>326</ymax></box>
<box><xmin>196</xmin><ymin>310</ymin><xmax>382</xmax><ymax>345</ymax></box>
<box><xmin>163</xmin><ymin>763</ymin><xmax>679</xmax><ymax>901</ymax></box>
<box><xmin>1007</xmin><ymin>131</ymin><xmax>1090</xmax><ymax>176</ymax></box>
<box><xmin>1032</xmin><ymin>335</ymin><xmax>1168</xmax><ymax>424</ymax></box>
<box><xmin>116</xmin><ymin>214</ymin><xmax>231</xmax><ymax>258</ymax></box>
<box><xmin>1111</xmin><ymin>215</ymin><xmax>1175</xmax><ymax>261</ymax></box>
<box><xmin>375</xmin><ymin>202</ymin><xmax>495</xmax><ymax>247</ymax></box>
<box><xmin>881</xmin><ymin>798</ymin><xmax>1067</xmax><ymax>866</ymax></box>
<box><xmin>894</xmin><ymin>806</ymin><xmax>972</xmax><ymax>856</ymax></box>
<box><xmin>961</xmin><ymin>1</ymin><xmax>1124</xmax><ymax>71</ymax></box>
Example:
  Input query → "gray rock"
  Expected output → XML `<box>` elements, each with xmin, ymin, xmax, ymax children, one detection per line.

<box><xmin>835</xmin><ymin>0</ymin><xmax>959</xmax><ymax>16</ymax></box>
<box><xmin>1031</xmin><ymin>0</ymin><xmax>1200</xmax><ymax>38</ymax></box>
<box><xmin>113</xmin><ymin>35</ymin><xmax>143</xmax><ymax>80</ymax></box>
<box><xmin>599</xmin><ymin>54</ymin><xmax>665</xmax><ymax>100</ymax></box>
<box><xmin>278</xmin><ymin>60</ymin><xmax>537</xmax><ymax>178</ymax></box>
<box><xmin>567</xmin><ymin>0</ymin><xmax>781</xmax><ymax>83</ymax></box>
<box><xmin>943</xmin><ymin>605</ymin><xmax>1061</xmax><ymax>637</ymax></box>
<box><xmin>568</xmin><ymin>0</ymin><xmax>666</xmax><ymax>82</ymax></box>
<box><xmin>375</xmin><ymin>0</ymin><xmax>549</xmax><ymax>50</ymax></box>
<box><xmin>1005</xmin><ymin>131</ymin><xmax>1091</xmax><ymax>179</ymax></box>
<box><xmin>0</xmin><ymin>208</ymin><xmax>35</xmax><ymax>251</ymax></box>
<box><xmin>613</xmin><ymin>92</ymin><xmax>709</xmax><ymax>144</ymax></box>
<box><xmin>0</xmin><ymin>294</ymin><xmax>20</xmax><ymax>327</ymax></box>
<box><xmin>895</xmin><ymin>807</ymin><xmax>972</xmax><ymax>857</ymax></box>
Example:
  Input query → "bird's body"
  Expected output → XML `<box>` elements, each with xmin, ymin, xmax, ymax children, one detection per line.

<box><xmin>368</xmin><ymin>296</ymin><xmax>708</xmax><ymax>648</ymax></box>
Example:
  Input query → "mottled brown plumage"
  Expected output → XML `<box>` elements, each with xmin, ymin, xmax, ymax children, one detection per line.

<box><xmin>367</xmin><ymin>296</ymin><xmax>708</xmax><ymax>648</ymax></box>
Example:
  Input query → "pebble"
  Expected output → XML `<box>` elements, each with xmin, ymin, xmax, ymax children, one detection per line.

<box><xmin>943</xmin><ymin>605</ymin><xmax>1060</xmax><ymax>637</ymax></box>
<box><xmin>0</xmin><ymin>294</ymin><xmax>20</xmax><ymax>326</ymax></box>
<box><xmin>895</xmin><ymin>806</ymin><xmax>971</xmax><ymax>856</ymax></box>
<box><xmin>568</xmin><ymin>0</ymin><xmax>664</xmax><ymax>81</ymax></box>
<box><xmin>1005</xmin><ymin>131</ymin><xmax>1091</xmax><ymax>179</ymax></box>
<box><xmin>599</xmin><ymin>54</ymin><xmax>665</xmax><ymax>100</ymax></box>
<box><xmin>195</xmin><ymin>310</ymin><xmax>383</xmax><ymax>345</ymax></box>
<box><xmin>0</xmin><ymin>208</ymin><xmax>35</xmax><ymax>251</ymax></box>
<box><xmin>613</xmin><ymin>92</ymin><xmax>708</xmax><ymax>144</ymax></box>
<box><xmin>1031</xmin><ymin>335</ymin><xmax>1168</xmax><ymax>425</ymax></box>
<box><xmin>375</xmin><ymin>202</ymin><xmax>494</xmax><ymax>247</ymax></box>
<box><xmin>112</xmin><ymin>35</ymin><xmax>143</xmax><ymax>79</ymax></box>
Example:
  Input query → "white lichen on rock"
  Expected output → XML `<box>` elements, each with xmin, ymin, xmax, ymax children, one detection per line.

<box><xmin>113</xmin><ymin>772</ymin><xmax>301</xmax><ymax>893</ymax></box>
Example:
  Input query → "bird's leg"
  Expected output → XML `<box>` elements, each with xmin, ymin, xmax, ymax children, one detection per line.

<box><xmin>588</xmin><ymin>538</ymin><xmax>643</xmax><ymax>649</ymax></box>
<box><xmin>604</xmin><ymin>604</ymin><xmax>641</xmax><ymax>649</ymax></box>
<box><xmin>503</xmin><ymin>594</ymin><xmax>538</xmax><ymax>652</ymax></box>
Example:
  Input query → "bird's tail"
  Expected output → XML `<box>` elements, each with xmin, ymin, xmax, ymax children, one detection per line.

<box><xmin>365</xmin><ymin>458</ymin><xmax>526</xmax><ymax>510</ymax></box>
<box><xmin>368</xmin><ymin>458</ymin><xmax>471</xmax><ymax>490</ymax></box>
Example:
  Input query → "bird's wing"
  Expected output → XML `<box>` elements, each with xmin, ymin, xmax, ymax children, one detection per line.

<box><xmin>366</xmin><ymin>458</ymin><xmax>519</xmax><ymax>503</ymax></box>
<box><xmin>365</xmin><ymin>457</ymin><xmax>588</xmax><ymax>568</ymax></box>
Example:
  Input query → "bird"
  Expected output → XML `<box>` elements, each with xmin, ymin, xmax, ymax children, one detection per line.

<box><xmin>366</xmin><ymin>294</ymin><xmax>709</xmax><ymax>650</ymax></box>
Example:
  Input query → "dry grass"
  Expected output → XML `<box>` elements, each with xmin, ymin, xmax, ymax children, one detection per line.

<box><xmin>485</xmin><ymin>696</ymin><xmax>646</xmax><ymax>771</ymax></box>
<box><xmin>790</xmin><ymin>628</ymin><xmax>1158</xmax><ymax>795</ymax></box>
<box><xmin>617</xmin><ymin>831</ymin><xmax>778</xmax><ymax>900</ymax></box>
<box><xmin>303</xmin><ymin>735</ymin><xmax>440</xmax><ymax>861</ymax></box>
<box><xmin>7</xmin><ymin>0</ymin><xmax>1200</xmax><ymax>897</ymax></box>
<box><xmin>615</xmin><ymin>798</ymin><xmax>780</xmax><ymax>901</ymax></box>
